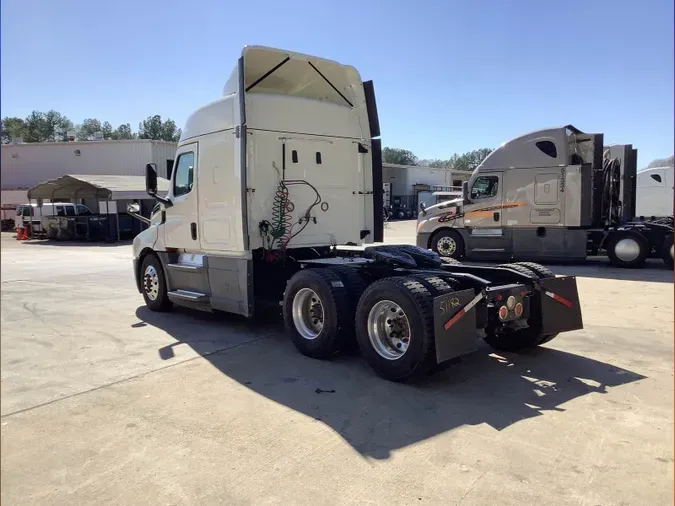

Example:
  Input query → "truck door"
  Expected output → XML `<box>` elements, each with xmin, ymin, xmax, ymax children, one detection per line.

<box><xmin>164</xmin><ymin>143</ymin><xmax>200</xmax><ymax>250</ymax></box>
<box><xmin>463</xmin><ymin>172</ymin><xmax>510</xmax><ymax>257</ymax></box>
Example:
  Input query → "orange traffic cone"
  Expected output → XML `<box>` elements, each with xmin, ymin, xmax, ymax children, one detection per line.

<box><xmin>16</xmin><ymin>227</ymin><xmax>23</xmax><ymax>240</ymax></box>
<box><xmin>19</xmin><ymin>227</ymin><xmax>28</xmax><ymax>241</ymax></box>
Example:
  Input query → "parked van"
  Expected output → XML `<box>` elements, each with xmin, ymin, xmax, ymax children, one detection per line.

<box><xmin>15</xmin><ymin>203</ymin><xmax>93</xmax><ymax>231</ymax></box>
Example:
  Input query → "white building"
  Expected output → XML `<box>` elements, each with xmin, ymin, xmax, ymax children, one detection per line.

<box><xmin>1</xmin><ymin>139</ymin><xmax>177</xmax><ymax>191</ymax></box>
<box><xmin>382</xmin><ymin>162</ymin><xmax>471</xmax><ymax>196</ymax></box>
<box><xmin>0</xmin><ymin>139</ymin><xmax>177</xmax><ymax>221</ymax></box>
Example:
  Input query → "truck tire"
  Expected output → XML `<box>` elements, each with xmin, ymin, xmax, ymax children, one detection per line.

<box><xmin>283</xmin><ymin>268</ymin><xmax>352</xmax><ymax>359</ymax></box>
<box><xmin>328</xmin><ymin>265</ymin><xmax>368</xmax><ymax>352</ymax></box>
<box><xmin>606</xmin><ymin>230</ymin><xmax>649</xmax><ymax>268</ymax></box>
<box><xmin>140</xmin><ymin>254</ymin><xmax>173</xmax><ymax>312</ymax></box>
<box><xmin>496</xmin><ymin>263</ymin><xmax>537</xmax><ymax>278</ymax></box>
<box><xmin>512</xmin><ymin>262</ymin><xmax>554</xmax><ymax>279</ymax></box>
<box><xmin>661</xmin><ymin>233</ymin><xmax>674</xmax><ymax>269</ymax></box>
<box><xmin>431</xmin><ymin>229</ymin><xmax>464</xmax><ymax>259</ymax></box>
<box><xmin>355</xmin><ymin>277</ymin><xmax>436</xmax><ymax>382</ymax></box>
<box><xmin>441</xmin><ymin>257</ymin><xmax>461</xmax><ymax>265</ymax></box>
<box><xmin>409</xmin><ymin>275</ymin><xmax>457</xmax><ymax>296</ymax></box>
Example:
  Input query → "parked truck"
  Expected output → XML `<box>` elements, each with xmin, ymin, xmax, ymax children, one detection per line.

<box><xmin>130</xmin><ymin>46</ymin><xmax>584</xmax><ymax>382</ymax></box>
<box><xmin>635</xmin><ymin>166</ymin><xmax>674</xmax><ymax>220</ymax></box>
<box><xmin>417</xmin><ymin>126</ymin><xmax>674</xmax><ymax>269</ymax></box>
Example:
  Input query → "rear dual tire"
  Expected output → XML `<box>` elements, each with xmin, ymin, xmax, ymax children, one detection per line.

<box><xmin>283</xmin><ymin>270</ymin><xmax>447</xmax><ymax>382</ymax></box>
<box><xmin>661</xmin><ymin>234</ymin><xmax>674</xmax><ymax>270</ymax></box>
<box><xmin>282</xmin><ymin>268</ymin><xmax>354</xmax><ymax>359</ymax></box>
<box><xmin>355</xmin><ymin>277</ymin><xmax>438</xmax><ymax>382</ymax></box>
<box><xmin>606</xmin><ymin>230</ymin><xmax>649</xmax><ymax>268</ymax></box>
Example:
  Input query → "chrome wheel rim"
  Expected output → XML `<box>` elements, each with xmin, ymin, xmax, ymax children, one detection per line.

<box><xmin>143</xmin><ymin>265</ymin><xmax>159</xmax><ymax>301</ymax></box>
<box><xmin>292</xmin><ymin>288</ymin><xmax>324</xmax><ymax>340</ymax></box>
<box><xmin>367</xmin><ymin>300</ymin><xmax>411</xmax><ymax>361</ymax></box>
<box><xmin>614</xmin><ymin>238</ymin><xmax>640</xmax><ymax>262</ymax></box>
<box><xmin>437</xmin><ymin>236</ymin><xmax>457</xmax><ymax>256</ymax></box>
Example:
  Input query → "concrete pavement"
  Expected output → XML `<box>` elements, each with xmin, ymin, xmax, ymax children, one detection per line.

<box><xmin>1</xmin><ymin>226</ymin><xmax>673</xmax><ymax>505</ymax></box>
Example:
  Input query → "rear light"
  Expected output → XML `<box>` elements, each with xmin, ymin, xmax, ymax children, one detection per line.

<box><xmin>506</xmin><ymin>296</ymin><xmax>516</xmax><ymax>310</ymax></box>
<box><xmin>514</xmin><ymin>302</ymin><xmax>523</xmax><ymax>317</ymax></box>
<box><xmin>498</xmin><ymin>305</ymin><xmax>508</xmax><ymax>320</ymax></box>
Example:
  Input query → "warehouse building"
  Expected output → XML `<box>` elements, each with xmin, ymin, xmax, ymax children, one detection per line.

<box><xmin>382</xmin><ymin>162</ymin><xmax>473</xmax><ymax>217</ymax></box>
<box><xmin>1</xmin><ymin>139</ymin><xmax>177</xmax><ymax>236</ymax></box>
<box><xmin>1</xmin><ymin>139</ymin><xmax>177</xmax><ymax>191</ymax></box>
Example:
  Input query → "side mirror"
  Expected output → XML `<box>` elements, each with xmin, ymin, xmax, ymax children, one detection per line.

<box><xmin>462</xmin><ymin>181</ymin><xmax>470</xmax><ymax>204</ymax></box>
<box><xmin>145</xmin><ymin>162</ymin><xmax>173</xmax><ymax>208</ymax></box>
<box><xmin>127</xmin><ymin>202</ymin><xmax>141</xmax><ymax>214</ymax></box>
<box><xmin>146</xmin><ymin>163</ymin><xmax>158</xmax><ymax>196</ymax></box>
<box><xmin>419</xmin><ymin>201</ymin><xmax>427</xmax><ymax>216</ymax></box>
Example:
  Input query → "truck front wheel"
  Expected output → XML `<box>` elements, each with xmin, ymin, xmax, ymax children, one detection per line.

<box><xmin>431</xmin><ymin>229</ymin><xmax>464</xmax><ymax>259</ymax></box>
<box><xmin>140</xmin><ymin>254</ymin><xmax>172</xmax><ymax>312</ymax></box>
<box><xmin>355</xmin><ymin>277</ymin><xmax>436</xmax><ymax>382</ymax></box>
<box><xmin>283</xmin><ymin>268</ymin><xmax>352</xmax><ymax>359</ymax></box>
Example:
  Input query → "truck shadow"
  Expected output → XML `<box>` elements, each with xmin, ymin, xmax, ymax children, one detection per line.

<box><xmin>135</xmin><ymin>306</ymin><xmax>646</xmax><ymax>460</ymax></box>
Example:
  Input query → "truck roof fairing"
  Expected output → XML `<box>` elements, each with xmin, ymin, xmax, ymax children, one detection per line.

<box><xmin>222</xmin><ymin>46</ymin><xmax>364</xmax><ymax>108</ymax></box>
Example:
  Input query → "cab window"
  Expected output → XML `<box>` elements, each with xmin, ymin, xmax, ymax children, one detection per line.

<box><xmin>470</xmin><ymin>176</ymin><xmax>499</xmax><ymax>199</ymax></box>
<box><xmin>173</xmin><ymin>152</ymin><xmax>195</xmax><ymax>197</ymax></box>
<box><xmin>65</xmin><ymin>206</ymin><xmax>75</xmax><ymax>216</ymax></box>
<box><xmin>56</xmin><ymin>205</ymin><xmax>66</xmax><ymax>216</ymax></box>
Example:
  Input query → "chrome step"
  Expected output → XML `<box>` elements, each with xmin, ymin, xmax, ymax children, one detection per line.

<box><xmin>167</xmin><ymin>263</ymin><xmax>204</xmax><ymax>272</ymax></box>
<box><xmin>168</xmin><ymin>289</ymin><xmax>209</xmax><ymax>302</ymax></box>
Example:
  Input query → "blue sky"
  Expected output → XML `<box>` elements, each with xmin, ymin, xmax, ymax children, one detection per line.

<box><xmin>2</xmin><ymin>0</ymin><xmax>673</xmax><ymax>166</ymax></box>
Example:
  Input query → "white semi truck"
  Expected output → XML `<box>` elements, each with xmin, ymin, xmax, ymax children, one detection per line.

<box><xmin>417</xmin><ymin>126</ymin><xmax>674</xmax><ymax>269</ymax></box>
<box><xmin>130</xmin><ymin>46</ymin><xmax>584</xmax><ymax>382</ymax></box>
<box><xmin>635</xmin><ymin>166</ymin><xmax>674</xmax><ymax>219</ymax></box>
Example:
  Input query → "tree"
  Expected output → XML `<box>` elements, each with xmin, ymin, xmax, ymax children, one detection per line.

<box><xmin>44</xmin><ymin>110</ymin><xmax>73</xmax><ymax>142</ymax></box>
<box><xmin>646</xmin><ymin>155</ymin><xmax>674</xmax><ymax>169</ymax></box>
<box><xmin>1</xmin><ymin>117</ymin><xmax>26</xmax><ymax>143</ymax></box>
<box><xmin>23</xmin><ymin>111</ymin><xmax>49</xmax><ymax>142</ymax></box>
<box><xmin>138</xmin><ymin>115</ymin><xmax>181</xmax><ymax>142</ymax></box>
<box><xmin>77</xmin><ymin>118</ymin><xmax>103</xmax><ymax>140</ymax></box>
<box><xmin>427</xmin><ymin>148</ymin><xmax>493</xmax><ymax>172</ymax></box>
<box><xmin>116</xmin><ymin>123</ymin><xmax>134</xmax><ymax>140</ymax></box>
<box><xmin>102</xmin><ymin>121</ymin><xmax>113</xmax><ymax>140</ymax></box>
<box><xmin>382</xmin><ymin>147</ymin><xmax>418</xmax><ymax>165</ymax></box>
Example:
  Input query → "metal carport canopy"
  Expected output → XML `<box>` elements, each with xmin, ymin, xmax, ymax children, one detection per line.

<box><xmin>27</xmin><ymin>174</ymin><xmax>170</xmax><ymax>201</ymax></box>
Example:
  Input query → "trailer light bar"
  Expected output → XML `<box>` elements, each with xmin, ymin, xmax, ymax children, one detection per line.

<box><xmin>444</xmin><ymin>293</ymin><xmax>484</xmax><ymax>330</ymax></box>
<box><xmin>544</xmin><ymin>290</ymin><xmax>573</xmax><ymax>308</ymax></box>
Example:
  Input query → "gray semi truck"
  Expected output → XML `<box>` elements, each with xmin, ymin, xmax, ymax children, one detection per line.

<box><xmin>417</xmin><ymin>125</ymin><xmax>674</xmax><ymax>269</ymax></box>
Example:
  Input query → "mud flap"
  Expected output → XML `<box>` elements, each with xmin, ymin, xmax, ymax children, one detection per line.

<box><xmin>433</xmin><ymin>289</ymin><xmax>482</xmax><ymax>363</ymax></box>
<box><xmin>537</xmin><ymin>276</ymin><xmax>584</xmax><ymax>334</ymax></box>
